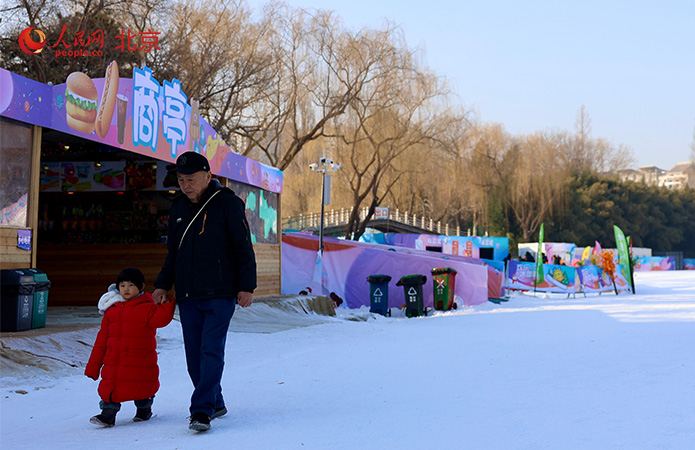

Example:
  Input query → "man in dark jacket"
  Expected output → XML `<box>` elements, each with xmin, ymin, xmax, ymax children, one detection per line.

<box><xmin>153</xmin><ymin>151</ymin><xmax>256</xmax><ymax>432</ymax></box>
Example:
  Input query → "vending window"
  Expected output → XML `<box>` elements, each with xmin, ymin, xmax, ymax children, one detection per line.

<box><xmin>0</xmin><ymin>117</ymin><xmax>33</xmax><ymax>227</ymax></box>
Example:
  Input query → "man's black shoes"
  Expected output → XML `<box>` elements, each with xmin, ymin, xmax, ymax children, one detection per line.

<box><xmin>211</xmin><ymin>406</ymin><xmax>227</xmax><ymax>419</ymax></box>
<box><xmin>189</xmin><ymin>412</ymin><xmax>211</xmax><ymax>431</ymax></box>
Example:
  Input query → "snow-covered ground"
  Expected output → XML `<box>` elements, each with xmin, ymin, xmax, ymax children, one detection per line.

<box><xmin>2</xmin><ymin>271</ymin><xmax>695</xmax><ymax>449</ymax></box>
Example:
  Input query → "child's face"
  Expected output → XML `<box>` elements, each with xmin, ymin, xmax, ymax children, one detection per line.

<box><xmin>118</xmin><ymin>281</ymin><xmax>141</xmax><ymax>300</ymax></box>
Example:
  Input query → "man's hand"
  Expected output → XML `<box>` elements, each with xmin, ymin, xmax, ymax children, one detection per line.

<box><xmin>237</xmin><ymin>291</ymin><xmax>253</xmax><ymax>308</ymax></box>
<box><xmin>152</xmin><ymin>288</ymin><xmax>168</xmax><ymax>305</ymax></box>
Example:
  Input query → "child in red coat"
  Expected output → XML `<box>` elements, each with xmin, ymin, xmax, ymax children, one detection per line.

<box><xmin>85</xmin><ymin>267</ymin><xmax>175</xmax><ymax>427</ymax></box>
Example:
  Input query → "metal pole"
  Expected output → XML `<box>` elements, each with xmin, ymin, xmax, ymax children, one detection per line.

<box><xmin>319</xmin><ymin>170</ymin><xmax>326</xmax><ymax>253</ymax></box>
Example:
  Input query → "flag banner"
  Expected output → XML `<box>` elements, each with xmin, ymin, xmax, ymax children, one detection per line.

<box><xmin>613</xmin><ymin>226</ymin><xmax>632</xmax><ymax>289</ymax></box>
<box><xmin>581</xmin><ymin>246</ymin><xmax>591</xmax><ymax>262</ymax></box>
<box><xmin>535</xmin><ymin>223</ymin><xmax>545</xmax><ymax>286</ymax></box>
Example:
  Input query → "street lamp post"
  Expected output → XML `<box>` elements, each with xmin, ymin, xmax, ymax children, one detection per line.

<box><xmin>309</xmin><ymin>157</ymin><xmax>340</xmax><ymax>253</ymax></box>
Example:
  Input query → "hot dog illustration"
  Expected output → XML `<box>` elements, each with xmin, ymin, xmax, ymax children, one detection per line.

<box><xmin>65</xmin><ymin>72</ymin><xmax>98</xmax><ymax>134</ymax></box>
<box><xmin>95</xmin><ymin>61</ymin><xmax>120</xmax><ymax>139</ymax></box>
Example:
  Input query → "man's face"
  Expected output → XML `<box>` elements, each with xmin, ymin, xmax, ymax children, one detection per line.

<box><xmin>177</xmin><ymin>171</ymin><xmax>211</xmax><ymax>203</ymax></box>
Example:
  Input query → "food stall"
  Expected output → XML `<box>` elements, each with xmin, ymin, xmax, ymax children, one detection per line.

<box><xmin>0</xmin><ymin>66</ymin><xmax>282</xmax><ymax>305</ymax></box>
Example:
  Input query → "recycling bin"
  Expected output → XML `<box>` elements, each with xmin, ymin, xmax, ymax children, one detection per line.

<box><xmin>0</xmin><ymin>269</ymin><xmax>36</xmax><ymax>332</ymax></box>
<box><xmin>22</xmin><ymin>269</ymin><xmax>50</xmax><ymax>329</ymax></box>
<box><xmin>396</xmin><ymin>274</ymin><xmax>427</xmax><ymax>318</ymax></box>
<box><xmin>431</xmin><ymin>267</ymin><xmax>457</xmax><ymax>311</ymax></box>
<box><xmin>367</xmin><ymin>274</ymin><xmax>392</xmax><ymax>316</ymax></box>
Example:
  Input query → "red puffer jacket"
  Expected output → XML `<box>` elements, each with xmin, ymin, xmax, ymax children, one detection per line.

<box><xmin>85</xmin><ymin>293</ymin><xmax>175</xmax><ymax>403</ymax></box>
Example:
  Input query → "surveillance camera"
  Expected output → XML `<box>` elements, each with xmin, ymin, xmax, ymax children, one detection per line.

<box><xmin>333</xmin><ymin>163</ymin><xmax>340</xmax><ymax>170</ymax></box>
<box><xmin>320</xmin><ymin>157</ymin><xmax>327</xmax><ymax>164</ymax></box>
<box><xmin>309</xmin><ymin>163</ymin><xmax>318</xmax><ymax>170</ymax></box>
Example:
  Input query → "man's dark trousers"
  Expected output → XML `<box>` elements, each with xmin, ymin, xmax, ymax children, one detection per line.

<box><xmin>178</xmin><ymin>297</ymin><xmax>236</xmax><ymax>417</ymax></box>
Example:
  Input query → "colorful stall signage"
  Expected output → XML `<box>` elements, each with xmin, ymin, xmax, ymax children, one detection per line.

<box><xmin>361</xmin><ymin>233</ymin><xmax>510</xmax><ymax>261</ymax></box>
<box><xmin>0</xmin><ymin>67</ymin><xmax>283</xmax><ymax>193</ymax></box>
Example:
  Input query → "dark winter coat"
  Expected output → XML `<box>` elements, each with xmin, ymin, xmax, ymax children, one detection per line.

<box><xmin>154</xmin><ymin>179</ymin><xmax>257</xmax><ymax>300</ymax></box>
<box><xmin>85</xmin><ymin>293</ymin><xmax>175</xmax><ymax>403</ymax></box>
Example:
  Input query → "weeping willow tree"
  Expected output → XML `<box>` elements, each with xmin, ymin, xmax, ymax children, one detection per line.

<box><xmin>503</xmin><ymin>132</ymin><xmax>571</xmax><ymax>242</ymax></box>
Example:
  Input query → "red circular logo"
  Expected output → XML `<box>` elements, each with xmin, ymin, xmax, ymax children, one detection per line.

<box><xmin>18</xmin><ymin>27</ymin><xmax>47</xmax><ymax>55</ymax></box>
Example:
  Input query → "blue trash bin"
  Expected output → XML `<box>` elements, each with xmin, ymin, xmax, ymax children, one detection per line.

<box><xmin>367</xmin><ymin>274</ymin><xmax>392</xmax><ymax>316</ymax></box>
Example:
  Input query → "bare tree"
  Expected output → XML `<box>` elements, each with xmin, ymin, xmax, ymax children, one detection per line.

<box><xmin>332</xmin><ymin>34</ymin><xmax>450</xmax><ymax>240</ymax></box>
<box><xmin>504</xmin><ymin>132</ymin><xmax>570</xmax><ymax>242</ymax></box>
<box><xmin>237</xmin><ymin>8</ymin><xmax>419</xmax><ymax>172</ymax></box>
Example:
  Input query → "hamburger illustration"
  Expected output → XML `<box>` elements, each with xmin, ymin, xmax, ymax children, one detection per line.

<box><xmin>65</xmin><ymin>72</ymin><xmax>98</xmax><ymax>134</ymax></box>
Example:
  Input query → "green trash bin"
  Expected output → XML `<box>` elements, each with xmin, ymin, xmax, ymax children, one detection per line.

<box><xmin>431</xmin><ymin>267</ymin><xmax>457</xmax><ymax>311</ymax></box>
<box><xmin>22</xmin><ymin>269</ymin><xmax>50</xmax><ymax>329</ymax></box>
<box><xmin>367</xmin><ymin>274</ymin><xmax>392</xmax><ymax>316</ymax></box>
<box><xmin>396</xmin><ymin>274</ymin><xmax>427</xmax><ymax>318</ymax></box>
<box><xmin>0</xmin><ymin>269</ymin><xmax>35</xmax><ymax>332</ymax></box>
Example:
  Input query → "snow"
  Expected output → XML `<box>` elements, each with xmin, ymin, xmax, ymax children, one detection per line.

<box><xmin>2</xmin><ymin>271</ymin><xmax>695</xmax><ymax>449</ymax></box>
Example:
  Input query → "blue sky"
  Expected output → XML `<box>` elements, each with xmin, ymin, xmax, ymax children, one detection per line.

<box><xmin>251</xmin><ymin>0</ymin><xmax>694</xmax><ymax>169</ymax></box>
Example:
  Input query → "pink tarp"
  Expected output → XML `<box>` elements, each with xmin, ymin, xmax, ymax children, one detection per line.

<box><xmin>282</xmin><ymin>233</ymin><xmax>489</xmax><ymax>308</ymax></box>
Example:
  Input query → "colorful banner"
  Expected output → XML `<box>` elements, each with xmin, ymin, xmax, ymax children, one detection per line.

<box><xmin>506</xmin><ymin>261</ymin><xmax>577</xmax><ymax>294</ymax></box>
<box><xmin>684</xmin><ymin>259</ymin><xmax>695</xmax><ymax>270</ymax></box>
<box><xmin>507</xmin><ymin>261</ymin><xmax>634</xmax><ymax>294</ymax></box>
<box><xmin>633</xmin><ymin>257</ymin><xmax>676</xmax><ymax>271</ymax></box>
<box><xmin>611</xmin><ymin>264</ymin><xmax>632</xmax><ymax>292</ymax></box>
<box><xmin>576</xmin><ymin>266</ymin><xmax>614</xmax><ymax>293</ymax></box>
<box><xmin>0</xmin><ymin>67</ymin><xmax>282</xmax><ymax>193</ymax></box>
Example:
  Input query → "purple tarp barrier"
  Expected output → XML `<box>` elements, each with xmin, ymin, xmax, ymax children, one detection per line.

<box><xmin>282</xmin><ymin>232</ymin><xmax>489</xmax><ymax>308</ymax></box>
